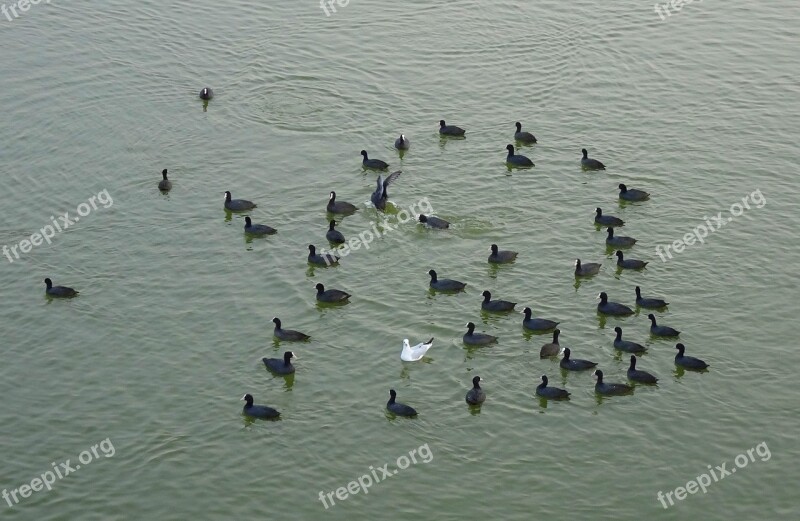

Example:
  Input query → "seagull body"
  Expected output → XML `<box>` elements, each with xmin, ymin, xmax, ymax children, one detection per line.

<box><xmin>400</xmin><ymin>338</ymin><xmax>434</xmax><ymax>361</ymax></box>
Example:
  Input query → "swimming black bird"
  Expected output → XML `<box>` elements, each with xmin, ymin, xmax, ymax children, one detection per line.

<box><xmin>648</xmin><ymin>314</ymin><xmax>680</xmax><ymax>337</ymax></box>
<box><xmin>272</xmin><ymin>318</ymin><xmax>310</xmax><ymax>341</ymax></box>
<box><xmin>627</xmin><ymin>355</ymin><xmax>658</xmax><ymax>384</ymax></box>
<box><xmin>595</xmin><ymin>208</ymin><xmax>624</xmax><ymax>227</ymax></box>
<box><xmin>326</xmin><ymin>220</ymin><xmax>345</xmax><ymax>244</ymax></box>
<box><xmin>419</xmin><ymin>215</ymin><xmax>450</xmax><ymax>229</ymax></box>
<box><xmin>361</xmin><ymin>150</ymin><xmax>389</xmax><ymax>170</ymax></box>
<box><xmin>606</xmin><ymin>227</ymin><xmax>637</xmax><ymax>247</ymax></box>
<box><xmin>593</xmin><ymin>370</ymin><xmax>633</xmax><ymax>395</ymax></box>
<box><xmin>463</xmin><ymin>322</ymin><xmax>497</xmax><ymax>346</ymax></box>
<box><xmin>575</xmin><ymin>259</ymin><xmax>602</xmax><ymax>276</ymax></box>
<box><xmin>262</xmin><ymin>351</ymin><xmax>296</xmax><ymax>375</ymax></box>
<box><xmin>635</xmin><ymin>286</ymin><xmax>668</xmax><ymax>308</ymax></box>
<box><xmin>465</xmin><ymin>376</ymin><xmax>486</xmax><ymax>405</ymax></box>
<box><xmin>394</xmin><ymin>134</ymin><xmax>410</xmax><ymax>150</ymax></box>
<box><xmin>308</xmin><ymin>245</ymin><xmax>339</xmax><ymax>266</ymax></box>
<box><xmin>616</xmin><ymin>250</ymin><xmax>648</xmax><ymax>270</ymax></box>
<box><xmin>371</xmin><ymin>171</ymin><xmax>401</xmax><ymax>211</ymax></box>
<box><xmin>488</xmin><ymin>244</ymin><xmax>518</xmax><ymax>264</ymax></box>
<box><xmin>427</xmin><ymin>269</ymin><xmax>466</xmax><ymax>291</ymax></box>
<box><xmin>613</xmin><ymin>327</ymin><xmax>646</xmax><ymax>353</ymax></box>
<box><xmin>514</xmin><ymin>122</ymin><xmax>537</xmax><ymax>144</ymax></box>
<box><xmin>315</xmin><ymin>283</ymin><xmax>351</xmax><ymax>303</ymax></box>
<box><xmin>439</xmin><ymin>120</ymin><xmax>465</xmax><ymax>136</ymax></box>
<box><xmin>158</xmin><ymin>169</ymin><xmax>172</xmax><ymax>191</ymax></box>
<box><xmin>597</xmin><ymin>292</ymin><xmax>634</xmax><ymax>316</ymax></box>
<box><xmin>618</xmin><ymin>184</ymin><xmax>650</xmax><ymax>201</ymax></box>
<box><xmin>674</xmin><ymin>343</ymin><xmax>709</xmax><ymax>370</ymax></box>
<box><xmin>241</xmin><ymin>393</ymin><xmax>279</xmax><ymax>419</ymax></box>
<box><xmin>481</xmin><ymin>290</ymin><xmax>516</xmax><ymax>312</ymax></box>
<box><xmin>387</xmin><ymin>389</ymin><xmax>417</xmax><ymax>416</ymax></box>
<box><xmin>560</xmin><ymin>347</ymin><xmax>597</xmax><ymax>371</ymax></box>
<box><xmin>521</xmin><ymin>307</ymin><xmax>559</xmax><ymax>332</ymax></box>
<box><xmin>581</xmin><ymin>148</ymin><xmax>605</xmax><ymax>170</ymax></box>
<box><xmin>224</xmin><ymin>191</ymin><xmax>256</xmax><ymax>211</ymax></box>
<box><xmin>539</xmin><ymin>328</ymin><xmax>564</xmax><ymax>358</ymax></box>
<box><xmin>505</xmin><ymin>144</ymin><xmax>534</xmax><ymax>167</ymax></box>
<box><xmin>536</xmin><ymin>375</ymin><xmax>570</xmax><ymax>400</ymax></box>
<box><xmin>44</xmin><ymin>278</ymin><xmax>79</xmax><ymax>297</ymax></box>
<box><xmin>244</xmin><ymin>216</ymin><xmax>277</xmax><ymax>236</ymax></box>
<box><xmin>326</xmin><ymin>191</ymin><xmax>358</xmax><ymax>215</ymax></box>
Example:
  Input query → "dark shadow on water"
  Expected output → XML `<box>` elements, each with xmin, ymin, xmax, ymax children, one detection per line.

<box><xmin>461</xmin><ymin>343</ymin><xmax>494</xmax><ymax>361</ymax></box>
<box><xmin>426</xmin><ymin>287</ymin><xmax>467</xmax><ymax>300</ymax></box>
<box><xmin>573</xmin><ymin>272</ymin><xmax>601</xmax><ymax>291</ymax></box>
<box><xmin>315</xmin><ymin>300</ymin><xmax>350</xmax><ymax>311</ymax></box>
<box><xmin>438</xmin><ymin>134</ymin><xmax>466</xmax><ymax>150</ymax></box>
<box><xmin>486</xmin><ymin>261</ymin><xmax>516</xmax><ymax>280</ymax></box>
<box><xmin>385</xmin><ymin>411</ymin><xmax>418</xmax><ymax>421</ymax></box>
<box><xmin>536</xmin><ymin>394</ymin><xmax>570</xmax><ymax>409</ymax></box>
<box><xmin>242</xmin><ymin>414</ymin><xmax>281</xmax><ymax>426</ymax></box>
<box><xmin>399</xmin><ymin>358</ymin><xmax>434</xmax><ymax>380</ymax></box>
<box><xmin>673</xmin><ymin>365</ymin><xmax>709</xmax><ymax>379</ymax></box>
<box><xmin>594</xmin><ymin>388</ymin><xmax>634</xmax><ymax>405</ymax></box>
<box><xmin>596</xmin><ymin>313</ymin><xmax>608</xmax><ymax>329</ymax></box>
<box><xmin>522</xmin><ymin>327</ymin><xmax>556</xmax><ymax>343</ymax></box>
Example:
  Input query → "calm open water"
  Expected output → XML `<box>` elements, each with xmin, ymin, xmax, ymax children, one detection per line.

<box><xmin>1</xmin><ymin>1</ymin><xmax>798</xmax><ymax>519</ymax></box>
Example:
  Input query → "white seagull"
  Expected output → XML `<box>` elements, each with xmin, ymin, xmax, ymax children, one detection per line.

<box><xmin>400</xmin><ymin>338</ymin><xmax>434</xmax><ymax>361</ymax></box>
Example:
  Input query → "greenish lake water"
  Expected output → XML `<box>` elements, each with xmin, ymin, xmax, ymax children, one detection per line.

<box><xmin>1</xmin><ymin>1</ymin><xmax>798</xmax><ymax>519</ymax></box>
